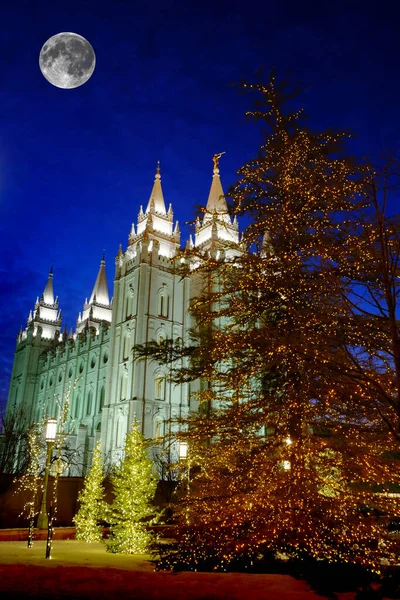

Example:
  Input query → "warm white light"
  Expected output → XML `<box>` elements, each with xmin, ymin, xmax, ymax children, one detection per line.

<box><xmin>282</xmin><ymin>460</ymin><xmax>291</xmax><ymax>471</ymax></box>
<box><xmin>285</xmin><ymin>436</ymin><xmax>292</xmax><ymax>445</ymax></box>
<box><xmin>153</xmin><ymin>215</ymin><xmax>173</xmax><ymax>236</ymax></box>
<box><xmin>40</xmin><ymin>306</ymin><xmax>57</xmax><ymax>321</ymax></box>
<box><xmin>45</xmin><ymin>418</ymin><xmax>57</xmax><ymax>442</ymax></box>
<box><xmin>179</xmin><ymin>441</ymin><xmax>188</xmax><ymax>459</ymax></box>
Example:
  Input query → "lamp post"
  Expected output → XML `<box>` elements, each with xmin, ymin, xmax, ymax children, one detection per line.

<box><xmin>179</xmin><ymin>441</ymin><xmax>188</xmax><ymax>461</ymax></box>
<box><xmin>37</xmin><ymin>418</ymin><xmax>57</xmax><ymax>530</ymax></box>
<box><xmin>179</xmin><ymin>441</ymin><xmax>190</xmax><ymax>524</ymax></box>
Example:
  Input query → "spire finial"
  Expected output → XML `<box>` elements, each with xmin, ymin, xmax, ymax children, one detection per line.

<box><xmin>145</xmin><ymin>162</ymin><xmax>166</xmax><ymax>214</ymax></box>
<box><xmin>101</xmin><ymin>249</ymin><xmax>105</xmax><ymax>264</ymax></box>
<box><xmin>88</xmin><ymin>255</ymin><xmax>110</xmax><ymax>306</ymax></box>
<box><xmin>212</xmin><ymin>152</ymin><xmax>226</xmax><ymax>173</ymax></box>
<box><xmin>42</xmin><ymin>266</ymin><xmax>55</xmax><ymax>304</ymax></box>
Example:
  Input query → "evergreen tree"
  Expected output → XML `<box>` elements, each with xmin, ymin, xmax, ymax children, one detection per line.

<box><xmin>323</xmin><ymin>158</ymin><xmax>400</xmax><ymax>441</ymax></box>
<box><xmin>73</xmin><ymin>441</ymin><xmax>106</xmax><ymax>542</ymax></box>
<box><xmin>107</xmin><ymin>418</ymin><xmax>158</xmax><ymax>554</ymax></box>
<box><xmin>138</xmin><ymin>75</ymin><xmax>399</xmax><ymax>572</ymax></box>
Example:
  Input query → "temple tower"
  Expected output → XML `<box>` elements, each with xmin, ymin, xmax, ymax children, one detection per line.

<box><xmin>6</xmin><ymin>269</ymin><xmax>62</xmax><ymax>423</ymax></box>
<box><xmin>102</xmin><ymin>164</ymin><xmax>191</xmax><ymax>464</ymax></box>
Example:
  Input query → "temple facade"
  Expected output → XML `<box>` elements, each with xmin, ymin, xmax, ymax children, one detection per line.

<box><xmin>6</xmin><ymin>159</ymin><xmax>240</xmax><ymax>474</ymax></box>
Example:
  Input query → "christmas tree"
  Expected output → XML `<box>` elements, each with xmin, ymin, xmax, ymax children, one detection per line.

<box><xmin>107</xmin><ymin>418</ymin><xmax>158</xmax><ymax>554</ymax></box>
<box><xmin>137</xmin><ymin>74</ymin><xmax>399</xmax><ymax>572</ymax></box>
<box><xmin>322</xmin><ymin>158</ymin><xmax>400</xmax><ymax>441</ymax></box>
<box><xmin>73</xmin><ymin>441</ymin><xmax>106</xmax><ymax>543</ymax></box>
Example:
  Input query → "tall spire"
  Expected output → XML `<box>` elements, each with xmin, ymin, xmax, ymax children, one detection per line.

<box><xmin>206</xmin><ymin>152</ymin><xmax>229</xmax><ymax>215</ymax></box>
<box><xmin>131</xmin><ymin>163</ymin><xmax>179</xmax><ymax>259</ymax></box>
<box><xmin>145</xmin><ymin>161</ymin><xmax>166</xmax><ymax>215</ymax></box>
<box><xmin>194</xmin><ymin>154</ymin><xmax>239</xmax><ymax>252</ymax></box>
<box><xmin>76</xmin><ymin>255</ymin><xmax>112</xmax><ymax>334</ymax></box>
<box><xmin>89</xmin><ymin>254</ymin><xmax>110</xmax><ymax>305</ymax></box>
<box><xmin>21</xmin><ymin>268</ymin><xmax>61</xmax><ymax>340</ymax></box>
<box><xmin>42</xmin><ymin>266</ymin><xmax>55</xmax><ymax>304</ymax></box>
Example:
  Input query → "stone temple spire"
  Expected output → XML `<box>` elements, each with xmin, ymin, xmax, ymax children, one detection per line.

<box><xmin>145</xmin><ymin>161</ymin><xmax>166</xmax><ymax>215</ymax></box>
<box><xmin>205</xmin><ymin>152</ymin><xmax>229</xmax><ymax>216</ymax></box>
<box><xmin>194</xmin><ymin>154</ymin><xmax>239</xmax><ymax>252</ymax></box>
<box><xmin>128</xmin><ymin>163</ymin><xmax>180</xmax><ymax>259</ymax></box>
<box><xmin>21</xmin><ymin>268</ymin><xmax>61</xmax><ymax>340</ymax></box>
<box><xmin>76</xmin><ymin>255</ymin><xmax>112</xmax><ymax>334</ymax></box>
<box><xmin>42</xmin><ymin>266</ymin><xmax>55</xmax><ymax>304</ymax></box>
<box><xmin>89</xmin><ymin>252</ymin><xmax>110</xmax><ymax>305</ymax></box>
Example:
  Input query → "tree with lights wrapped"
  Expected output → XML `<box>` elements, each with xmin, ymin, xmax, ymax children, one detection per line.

<box><xmin>107</xmin><ymin>418</ymin><xmax>159</xmax><ymax>554</ymax></box>
<box><xmin>322</xmin><ymin>157</ymin><xmax>400</xmax><ymax>442</ymax></box>
<box><xmin>12</xmin><ymin>385</ymin><xmax>74</xmax><ymax>547</ymax></box>
<box><xmin>73</xmin><ymin>441</ymin><xmax>106</xmax><ymax>543</ymax></box>
<box><xmin>137</xmin><ymin>74</ymin><xmax>399</xmax><ymax>573</ymax></box>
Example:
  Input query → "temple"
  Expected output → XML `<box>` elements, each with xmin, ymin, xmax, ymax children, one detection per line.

<box><xmin>5</xmin><ymin>156</ymin><xmax>240</xmax><ymax>474</ymax></box>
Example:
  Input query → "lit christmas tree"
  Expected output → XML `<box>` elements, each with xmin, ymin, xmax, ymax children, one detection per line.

<box><xmin>137</xmin><ymin>74</ymin><xmax>399</xmax><ymax>572</ymax></box>
<box><xmin>322</xmin><ymin>158</ymin><xmax>400</xmax><ymax>441</ymax></box>
<box><xmin>73</xmin><ymin>441</ymin><xmax>106</xmax><ymax>543</ymax></box>
<box><xmin>107</xmin><ymin>418</ymin><xmax>159</xmax><ymax>554</ymax></box>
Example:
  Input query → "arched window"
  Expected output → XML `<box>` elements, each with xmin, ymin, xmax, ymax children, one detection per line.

<box><xmin>157</xmin><ymin>329</ymin><xmax>167</xmax><ymax>345</ymax></box>
<box><xmin>154</xmin><ymin>374</ymin><xmax>166</xmax><ymax>400</ymax></box>
<box><xmin>155</xmin><ymin>419</ymin><xmax>164</xmax><ymax>440</ymax></box>
<box><xmin>86</xmin><ymin>390</ymin><xmax>93</xmax><ymax>415</ymax></box>
<box><xmin>126</xmin><ymin>284</ymin><xmax>134</xmax><ymax>318</ymax></box>
<box><xmin>74</xmin><ymin>393</ymin><xmax>81</xmax><ymax>419</ymax></box>
<box><xmin>99</xmin><ymin>386</ymin><xmax>105</xmax><ymax>411</ymax></box>
<box><xmin>120</xmin><ymin>369</ymin><xmax>128</xmax><ymax>400</ymax></box>
<box><xmin>159</xmin><ymin>292</ymin><xmax>169</xmax><ymax>318</ymax></box>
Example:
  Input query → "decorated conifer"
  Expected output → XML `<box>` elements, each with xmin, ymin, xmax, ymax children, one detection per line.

<box><xmin>73</xmin><ymin>441</ymin><xmax>106</xmax><ymax>542</ymax></box>
<box><xmin>136</xmin><ymin>74</ymin><xmax>400</xmax><ymax>572</ymax></box>
<box><xmin>107</xmin><ymin>418</ymin><xmax>158</xmax><ymax>554</ymax></box>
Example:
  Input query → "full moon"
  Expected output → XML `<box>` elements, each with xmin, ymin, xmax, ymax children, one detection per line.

<box><xmin>39</xmin><ymin>32</ymin><xmax>96</xmax><ymax>89</ymax></box>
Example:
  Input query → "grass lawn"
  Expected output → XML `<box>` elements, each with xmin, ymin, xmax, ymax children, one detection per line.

<box><xmin>0</xmin><ymin>540</ymin><xmax>396</xmax><ymax>599</ymax></box>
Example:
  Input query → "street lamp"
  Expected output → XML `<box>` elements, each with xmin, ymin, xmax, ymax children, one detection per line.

<box><xmin>179</xmin><ymin>441</ymin><xmax>188</xmax><ymax>460</ymax></box>
<box><xmin>179</xmin><ymin>441</ymin><xmax>190</xmax><ymax>524</ymax></box>
<box><xmin>37</xmin><ymin>418</ymin><xmax>57</xmax><ymax>530</ymax></box>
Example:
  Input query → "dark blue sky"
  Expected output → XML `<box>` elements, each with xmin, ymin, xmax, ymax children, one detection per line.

<box><xmin>1</xmin><ymin>0</ymin><xmax>399</xmax><ymax>411</ymax></box>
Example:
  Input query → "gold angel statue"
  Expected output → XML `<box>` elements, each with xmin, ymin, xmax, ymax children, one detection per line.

<box><xmin>212</xmin><ymin>152</ymin><xmax>226</xmax><ymax>169</ymax></box>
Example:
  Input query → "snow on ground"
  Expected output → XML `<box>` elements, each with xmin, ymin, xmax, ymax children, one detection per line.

<box><xmin>0</xmin><ymin>540</ymin><xmax>378</xmax><ymax>599</ymax></box>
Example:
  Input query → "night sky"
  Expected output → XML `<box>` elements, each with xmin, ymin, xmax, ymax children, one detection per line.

<box><xmin>1</xmin><ymin>0</ymin><xmax>399</xmax><ymax>412</ymax></box>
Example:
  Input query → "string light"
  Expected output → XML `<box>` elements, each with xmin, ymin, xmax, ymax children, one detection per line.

<box><xmin>138</xmin><ymin>75</ymin><xmax>400</xmax><ymax>573</ymax></box>
<box><xmin>107</xmin><ymin>417</ymin><xmax>160</xmax><ymax>554</ymax></box>
<box><xmin>14</xmin><ymin>422</ymin><xmax>43</xmax><ymax>547</ymax></box>
<box><xmin>73</xmin><ymin>441</ymin><xmax>106</xmax><ymax>542</ymax></box>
